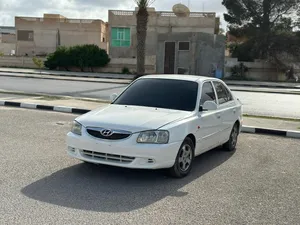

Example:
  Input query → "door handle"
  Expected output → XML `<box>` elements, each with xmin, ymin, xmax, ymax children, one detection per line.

<box><xmin>233</xmin><ymin>109</ymin><xmax>236</xmax><ymax>113</ymax></box>
<box><xmin>217</xmin><ymin>113</ymin><xmax>221</xmax><ymax>119</ymax></box>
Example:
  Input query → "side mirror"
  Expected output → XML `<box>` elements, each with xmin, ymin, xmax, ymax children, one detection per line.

<box><xmin>110</xmin><ymin>93</ymin><xmax>118</xmax><ymax>102</ymax></box>
<box><xmin>201</xmin><ymin>101</ymin><xmax>218</xmax><ymax>111</ymax></box>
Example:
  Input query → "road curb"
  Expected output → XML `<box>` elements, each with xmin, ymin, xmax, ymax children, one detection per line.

<box><xmin>0</xmin><ymin>69</ymin><xmax>134</xmax><ymax>80</ymax></box>
<box><xmin>0</xmin><ymin>100</ymin><xmax>90</xmax><ymax>114</ymax></box>
<box><xmin>229</xmin><ymin>88</ymin><xmax>300</xmax><ymax>95</ymax></box>
<box><xmin>225</xmin><ymin>83</ymin><xmax>300</xmax><ymax>90</ymax></box>
<box><xmin>241</xmin><ymin>126</ymin><xmax>300</xmax><ymax>139</ymax></box>
<box><xmin>1</xmin><ymin>100</ymin><xmax>300</xmax><ymax>139</ymax></box>
<box><xmin>0</xmin><ymin>73</ymin><xmax>131</xmax><ymax>85</ymax></box>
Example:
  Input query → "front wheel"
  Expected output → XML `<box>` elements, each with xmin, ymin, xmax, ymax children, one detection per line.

<box><xmin>223</xmin><ymin>123</ymin><xmax>239</xmax><ymax>151</ymax></box>
<box><xmin>168</xmin><ymin>137</ymin><xmax>195</xmax><ymax>178</ymax></box>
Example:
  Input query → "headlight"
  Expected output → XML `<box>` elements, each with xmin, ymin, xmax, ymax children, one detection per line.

<box><xmin>71</xmin><ymin>121</ymin><xmax>82</xmax><ymax>135</ymax></box>
<box><xmin>137</xmin><ymin>130</ymin><xmax>169</xmax><ymax>144</ymax></box>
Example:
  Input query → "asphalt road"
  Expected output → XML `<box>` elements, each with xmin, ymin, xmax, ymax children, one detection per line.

<box><xmin>1</xmin><ymin>108</ymin><xmax>300</xmax><ymax>224</ymax></box>
<box><xmin>1</xmin><ymin>76</ymin><xmax>300</xmax><ymax>118</ymax></box>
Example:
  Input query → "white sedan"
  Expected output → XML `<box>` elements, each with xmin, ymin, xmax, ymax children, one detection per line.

<box><xmin>66</xmin><ymin>75</ymin><xmax>242</xmax><ymax>178</ymax></box>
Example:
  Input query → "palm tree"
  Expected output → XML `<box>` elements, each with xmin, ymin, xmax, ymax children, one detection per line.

<box><xmin>134</xmin><ymin>0</ymin><xmax>155</xmax><ymax>78</ymax></box>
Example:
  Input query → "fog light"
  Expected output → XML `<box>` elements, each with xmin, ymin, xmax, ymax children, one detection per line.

<box><xmin>68</xmin><ymin>146</ymin><xmax>76</xmax><ymax>153</ymax></box>
<box><xmin>147</xmin><ymin>159</ymin><xmax>155</xmax><ymax>164</ymax></box>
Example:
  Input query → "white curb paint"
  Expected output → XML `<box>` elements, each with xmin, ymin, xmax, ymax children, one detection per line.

<box><xmin>286</xmin><ymin>131</ymin><xmax>300</xmax><ymax>138</ymax></box>
<box><xmin>21</xmin><ymin>103</ymin><xmax>37</xmax><ymax>109</ymax></box>
<box><xmin>54</xmin><ymin>106</ymin><xmax>73</xmax><ymax>113</ymax></box>
<box><xmin>241</xmin><ymin>126</ymin><xmax>256</xmax><ymax>133</ymax></box>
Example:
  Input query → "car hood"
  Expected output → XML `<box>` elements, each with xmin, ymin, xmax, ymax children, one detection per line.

<box><xmin>76</xmin><ymin>104</ymin><xmax>193</xmax><ymax>133</ymax></box>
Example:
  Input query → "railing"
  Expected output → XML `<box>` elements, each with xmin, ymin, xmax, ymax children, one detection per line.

<box><xmin>110</xmin><ymin>10</ymin><xmax>216</xmax><ymax>18</ymax></box>
<box><xmin>110</xmin><ymin>11</ymin><xmax>134</xmax><ymax>16</ymax></box>
<box><xmin>16</xmin><ymin>17</ymin><xmax>103</xmax><ymax>24</ymax></box>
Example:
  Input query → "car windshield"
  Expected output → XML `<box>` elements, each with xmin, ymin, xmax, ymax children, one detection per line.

<box><xmin>113</xmin><ymin>78</ymin><xmax>198</xmax><ymax>111</ymax></box>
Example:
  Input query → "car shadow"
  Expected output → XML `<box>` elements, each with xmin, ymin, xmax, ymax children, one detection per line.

<box><xmin>21</xmin><ymin>147</ymin><xmax>235</xmax><ymax>213</ymax></box>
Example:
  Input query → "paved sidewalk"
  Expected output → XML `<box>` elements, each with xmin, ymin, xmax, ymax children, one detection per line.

<box><xmin>1</xmin><ymin>95</ymin><xmax>299</xmax><ymax>132</ymax></box>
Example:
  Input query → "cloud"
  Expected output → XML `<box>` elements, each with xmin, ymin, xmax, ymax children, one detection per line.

<box><xmin>0</xmin><ymin>0</ymin><xmax>226</xmax><ymax>28</ymax></box>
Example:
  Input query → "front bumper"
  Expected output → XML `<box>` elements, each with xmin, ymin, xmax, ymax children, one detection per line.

<box><xmin>66</xmin><ymin>132</ymin><xmax>182</xmax><ymax>169</ymax></box>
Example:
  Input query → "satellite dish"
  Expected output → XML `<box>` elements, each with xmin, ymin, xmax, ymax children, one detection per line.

<box><xmin>172</xmin><ymin>3</ymin><xmax>190</xmax><ymax>17</ymax></box>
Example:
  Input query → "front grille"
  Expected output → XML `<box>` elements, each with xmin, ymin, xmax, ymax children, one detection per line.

<box><xmin>86</xmin><ymin>128</ymin><xmax>131</xmax><ymax>140</ymax></box>
<box><xmin>81</xmin><ymin>150</ymin><xmax>135</xmax><ymax>164</ymax></box>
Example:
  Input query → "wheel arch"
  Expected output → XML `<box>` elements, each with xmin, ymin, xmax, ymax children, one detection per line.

<box><xmin>235</xmin><ymin>120</ymin><xmax>240</xmax><ymax>129</ymax></box>
<box><xmin>186</xmin><ymin>133</ymin><xmax>196</xmax><ymax>149</ymax></box>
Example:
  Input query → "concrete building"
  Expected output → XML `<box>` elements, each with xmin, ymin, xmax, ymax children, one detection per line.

<box><xmin>108</xmin><ymin>8</ymin><xmax>219</xmax><ymax>58</ymax></box>
<box><xmin>0</xmin><ymin>26</ymin><xmax>16</xmax><ymax>55</ymax></box>
<box><xmin>15</xmin><ymin>14</ymin><xmax>108</xmax><ymax>56</ymax></box>
<box><xmin>156</xmin><ymin>32</ymin><xmax>225</xmax><ymax>76</ymax></box>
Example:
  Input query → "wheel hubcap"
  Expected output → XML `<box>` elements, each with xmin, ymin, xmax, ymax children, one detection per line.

<box><xmin>231</xmin><ymin>125</ymin><xmax>238</xmax><ymax>147</ymax></box>
<box><xmin>178</xmin><ymin>144</ymin><xmax>192</xmax><ymax>172</ymax></box>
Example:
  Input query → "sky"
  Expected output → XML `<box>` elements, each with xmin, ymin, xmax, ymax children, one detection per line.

<box><xmin>0</xmin><ymin>0</ymin><xmax>227</xmax><ymax>28</ymax></box>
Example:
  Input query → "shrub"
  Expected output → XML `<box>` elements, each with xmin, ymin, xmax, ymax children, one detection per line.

<box><xmin>122</xmin><ymin>67</ymin><xmax>131</xmax><ymax>74</ymax></box>
<box><xmin>230</xmin><ymin>63</ymin><xmax>249</xmax><ymax>79</ymax></box>
<box><xmin>0</xmin><ymin>52</ymin><xmax>4</xmax><ymax>57</ymax></box>
<box><xmin>32</xmin><ymin>57</ymin><xmax>44</xmax><ymax>71</ymax></box>
<box><xmin>229</xmin><ymin>40</ymin><xmax>259</xmax><ymax>62</ymax></box>
<box><xmin>44</xmin><ymin>44</ymin><xmax>110</xmax><ymax>71</ymax></box>
<box><xmin>44</xmin><ymin>46</ymin><xmax>70</xmax><ymax>70</ymax></box>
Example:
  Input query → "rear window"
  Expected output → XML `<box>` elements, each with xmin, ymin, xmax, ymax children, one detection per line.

<box><xmin>113</xmin><ymin>78</ymin><xmax>199</xmax><ymax>111</ymax></box>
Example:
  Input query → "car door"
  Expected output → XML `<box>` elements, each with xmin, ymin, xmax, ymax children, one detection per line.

<box><xmin>195</xmin><ymin>81</ymin><xmax>222</xmax><ymax>155</ymax></box>
<box><xmin>212</xmin><ymin>81</ymin><xmax>237</xmax><ymax>144</ymax></box>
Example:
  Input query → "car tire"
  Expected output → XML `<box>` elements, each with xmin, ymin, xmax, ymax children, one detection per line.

<box><xmin>168</xmin><ymin>137</ymin><xmax>195</xmax><ymax>178</ymax></box>
<box><xmin>82</xmin><ymin>160</ymin><xmax>95</xmax><ymax>165</ymax></box>
<box><xmin>223</xmin><ymin>122</ymin><xmax>239</xmax><ymax>152</ymax></box>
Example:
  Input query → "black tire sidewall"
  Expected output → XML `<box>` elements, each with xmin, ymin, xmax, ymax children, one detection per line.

<box><xmin>171</xmin><ymin>137</ymin><xmax>195</xmax><ymax>178</ymax></box>
<box><xmin>224</xmin><ymin>123</ymin><xmax>239</xmax><ymax>151</ymax></box>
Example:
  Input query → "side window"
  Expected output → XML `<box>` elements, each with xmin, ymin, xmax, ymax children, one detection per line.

<box><xmin>213</xmin><ymin>81</ymin><xmax>232</xmax><ymax>104</ymax></box>
<box><xmin>200</xmin><ymin>82</ymin><xmax>217</xmax><ymax>105</ymax></box>
<box><xmin>224</xmin><ymin>87</ymin><xmax>233</xmax><ymax>101</ymax></box>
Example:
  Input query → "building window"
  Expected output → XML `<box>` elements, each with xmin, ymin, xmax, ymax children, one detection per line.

<box><xmin>17</xmin><ymin>30</ymin><xmax>34</xmax><ymax>41</ymax></box>
<box><xmin>179</xmin><ymin>41</ymin><xmax>190</xmax><ymax>51</ymax></box>
<box><xmin>111</xmin><ymin>27</ymin><xmax>130</xmax><ymax>47</ymax></box>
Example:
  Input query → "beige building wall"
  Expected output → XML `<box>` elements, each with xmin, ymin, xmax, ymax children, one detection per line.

<box><xmin>0</xmin><ymin>43</ymin><xmax>15</xmax><ymax>55</ymax></box>
<box><xmin>108</xmin><ymin>9</ymin><xmax>217</xmax><ymax>58</ymax></box>
<box><xmin>0</xmin><ymin>32</ymin><xmax>16</xmax><ymax>55</ymax></box>
<box><xmin>15</xmin><ymin>15</ymin><xmax>108</xmax><ymax>56</ymax></box>
<box><xmin>1</xmin><ymin>33</ymin><xmax>16</xmax><ymax>43</ymax></box>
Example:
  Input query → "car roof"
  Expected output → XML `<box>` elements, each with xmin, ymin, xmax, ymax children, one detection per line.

<box><xmin>140</xmin><ymin>74</ymin><xmax>218</xmax><ymax>83</ymax></box>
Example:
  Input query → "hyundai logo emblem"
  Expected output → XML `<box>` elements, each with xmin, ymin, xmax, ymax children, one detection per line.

<box><xmin>101</xmin><ymin>129</ymin><xmax>113</xmax><ymax>137</ymax></box>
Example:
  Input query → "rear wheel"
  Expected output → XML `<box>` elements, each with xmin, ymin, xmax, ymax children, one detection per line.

<box><xmin>223</xmin><ymin>123</ymin><xmax>239</xmax><ymax>151</ymax></box>
<box><xmin>169</xmin><ymin>137</ymin><xmax>194</xmax><ymax>178</ymax></box>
